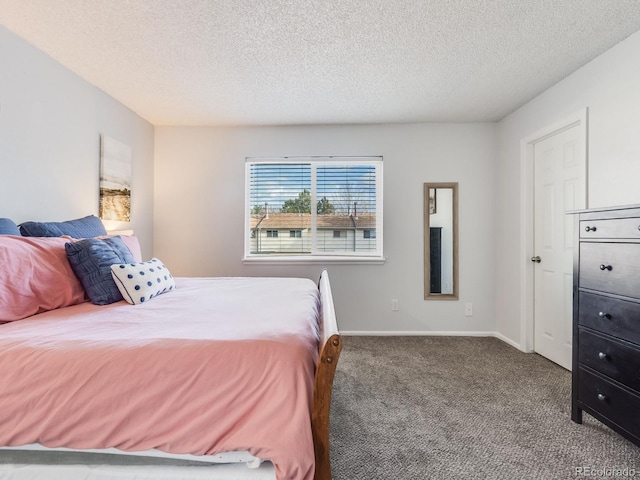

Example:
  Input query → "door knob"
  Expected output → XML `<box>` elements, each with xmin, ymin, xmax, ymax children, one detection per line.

<box><xmin>530</xmin><ymin>256</ymin><xmax>541</xmax><ymax>263</ymax></box>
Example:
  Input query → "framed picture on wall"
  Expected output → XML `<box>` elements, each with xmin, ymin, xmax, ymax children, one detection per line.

<box><xmin>99</xmin><ymin>135</ymin><xmax>132</xmax><ymax>222</ymax></box>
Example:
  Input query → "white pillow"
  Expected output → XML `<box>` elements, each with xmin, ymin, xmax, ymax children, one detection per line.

<box><xmin>110</xmin><ymin>258</ymin><xmax>175</xmax><ymax>305</ymax></box>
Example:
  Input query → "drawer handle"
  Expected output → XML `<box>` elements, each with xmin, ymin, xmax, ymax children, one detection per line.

<box><xmin>599</xmin><ymin>264</ymin><xmax>613</xmax><ymax>271</ymax></box>
<box><xmin>585</xmin><ymin>226</ymin><xmax>597</xmax><ymax>232</ymax></box>
<box><xmin>598</xmin><ymin>311</ymin><xmax>612</xmax><ymax>319</ymax></box>
<box><xmin>598</xmin><ymin>352</ymin><xmax>608</xmax><ymax>360</ymax></box>
<box><xmin>597</xmin><ymin>393</ymin><xmax>607</xmax><ymax>401</ymax></box>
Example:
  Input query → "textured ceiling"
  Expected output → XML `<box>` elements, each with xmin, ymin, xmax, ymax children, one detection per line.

<box><xmin>1</xmin><ymin>0</ymin><xmax>640</xmax><ymax>126</ymax></box>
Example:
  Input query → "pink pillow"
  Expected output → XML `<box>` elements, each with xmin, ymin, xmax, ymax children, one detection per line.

<box><xmin>0</xmin><ymin>237</ymin><xmax>87</xmax><ymax>321</ymax></box>
<box><xmin>117</xmin><ymin>235</ymin><xmax>143</xmax><ymax>263</ymax></box>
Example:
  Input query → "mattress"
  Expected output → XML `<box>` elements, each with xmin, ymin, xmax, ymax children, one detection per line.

<box><xmin>0</xmin><ymin>277</ymin><xmax>320</xmax><ymax>480</ymax></box>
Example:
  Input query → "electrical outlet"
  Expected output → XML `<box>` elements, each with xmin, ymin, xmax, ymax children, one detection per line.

<box><xmin>391</xmin><ymin>299</ymin><xmax>399</xmax><ymax>311</ymax></box>
<box><xmin>465</xmin><ymin>302</ymin><xmax>473</xmax><ymax>316</ymax></box>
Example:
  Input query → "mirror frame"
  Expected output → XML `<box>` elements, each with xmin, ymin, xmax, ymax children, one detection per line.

<box><xmin>424</xmin><ymin>182</ymin><xmax>459</xmax><ymax>300</ymax></box>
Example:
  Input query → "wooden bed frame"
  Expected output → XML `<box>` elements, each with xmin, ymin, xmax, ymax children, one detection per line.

<box><xmin>312</xmin><ymin>270</ymin><xmax>343</xmax><ymax>480</ymax></box>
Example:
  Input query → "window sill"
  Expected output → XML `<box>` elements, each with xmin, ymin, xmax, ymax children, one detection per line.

<box><xmin>242</xmin><ymin>255</ymin><xmax>386</xmax><ymax>266</ymax></box>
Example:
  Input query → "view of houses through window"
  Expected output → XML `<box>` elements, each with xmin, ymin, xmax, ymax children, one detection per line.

<box><xmin>246</xmin><ymin>157</ymin><xmax>382</xmax><ymax>258</ymax></box>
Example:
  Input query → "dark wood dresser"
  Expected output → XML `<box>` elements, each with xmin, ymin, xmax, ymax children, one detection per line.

<box><xmin>572</xmin><ymin>204</ymin><xmax>640</xmax><ymax>446</ymax></box>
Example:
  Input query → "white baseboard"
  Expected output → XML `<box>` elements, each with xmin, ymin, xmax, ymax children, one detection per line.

<box><xmin>341</xmin><ymin>330</ymin><xmax>527</xmax><ymax>352</ymax></box>
<box><xmin>492</xmin><ymin>331</ymin><xmax>527</xmax><ymax>352</ymax></box>
<box><xmin>342</xmin><ymin>330</ymin><xmax>495</xmax><ymax>337</ymax></box>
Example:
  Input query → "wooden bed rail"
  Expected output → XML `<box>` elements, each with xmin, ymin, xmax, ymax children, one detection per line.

<box><xmin>312</xmin><ymin>270</ymin><xmax>342</xmax><ymax>480</ymax></box>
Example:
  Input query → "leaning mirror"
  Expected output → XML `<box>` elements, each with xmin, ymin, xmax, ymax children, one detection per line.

<box><xmin>424</xmin><ymin>182</ymin><xmax>458</xmax><ymax>300</ymax></box>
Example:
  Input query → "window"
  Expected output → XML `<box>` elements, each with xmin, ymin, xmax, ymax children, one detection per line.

<box><xmin>245</xmin><ymin>156</ymin><xmax>383</xmax><ymax>261</ymax></box>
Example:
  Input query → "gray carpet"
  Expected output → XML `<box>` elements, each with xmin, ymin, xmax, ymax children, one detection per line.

<box><xmin>329</xmin><ymin>336</ymin><xmax>640</xmax><ymax>479</ymax></box>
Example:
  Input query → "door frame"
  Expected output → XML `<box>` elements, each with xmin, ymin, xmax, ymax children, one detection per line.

<box><xmin>519</xmin><ymin>108</ymin><xmax>588</xmax><ymax>352</ymax></box>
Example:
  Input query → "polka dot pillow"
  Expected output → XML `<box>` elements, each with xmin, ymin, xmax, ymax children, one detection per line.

<box><xmin>110</xmin><ymin>258</ymin><xmax>175</xmax><ymax>305</ymax></box>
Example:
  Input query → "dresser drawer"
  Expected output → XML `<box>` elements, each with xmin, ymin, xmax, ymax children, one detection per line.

<box><xmin>578</xmin><ymin>329</ymin><xmax>640</xmax><ymax>391</ymax></box>
<box><xmin>578</xmin><ymin>367</ymin><xmax>640</xmax><ymax>439</ymax></box>
<box><xmin>578</xmin><ymin>291</ymin><xmax>640</xmax><ymax>344</ymax></box>
<box><xmin>580</xmin><ymin>218</ymin><xmax>640</xmax><ymax>240</ymax></box>
<box><xmin>580</xmin><ymin>242</ymin><xmax>640</xmax><ymax>298</ymax></box>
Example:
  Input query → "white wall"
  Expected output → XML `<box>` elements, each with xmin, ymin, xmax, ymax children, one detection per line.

<box><xmin>496</xmin><ymin>30</ymin><xmax>640</xmax><ymax>346</ymax></box>
<box><xmin>154</xmin><ymin>123</ymin><xmax>496</xmax><ymax>333</ymax></box>
<box><xmin>0</xmin><ymin>26</ymin><xmax>155</xmax><ymax>257</ymax></box>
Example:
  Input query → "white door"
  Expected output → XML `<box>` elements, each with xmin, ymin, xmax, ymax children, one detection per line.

<box><xmin>533</xmin><ymin>123</ymin><xmax>585</xmax><ymax>370</ymax></box>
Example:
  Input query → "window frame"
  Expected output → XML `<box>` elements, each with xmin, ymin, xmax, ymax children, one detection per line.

<box><xmin>244</xmin><ymin>156</ymin><xmax>384</xmax><ymax>264</ymax></box>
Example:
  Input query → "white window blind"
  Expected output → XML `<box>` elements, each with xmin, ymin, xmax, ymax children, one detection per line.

<box><xmin>245</xmin><ymin>156</ymin><xmax>383</xmax><ymax>260</ymax></box>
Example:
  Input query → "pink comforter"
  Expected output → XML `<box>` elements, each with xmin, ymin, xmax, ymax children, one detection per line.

<box><xmin>0</xmin><ymin>277</ymin><xmax>320</xmax><ymax>480</ymax></box>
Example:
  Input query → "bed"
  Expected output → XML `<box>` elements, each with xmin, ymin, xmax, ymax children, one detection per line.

<box><xmin>0</xmin><ymin>218</ymin><xmax>342</xmax><ymax>480</ymax></box>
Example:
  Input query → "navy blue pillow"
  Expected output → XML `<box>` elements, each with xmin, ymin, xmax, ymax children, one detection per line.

<box><xmin>65</xmin><ymin>236</ymin><xmax>135</xmax><ymax>305</ymax></box>
<box><xmin>20</xmin><ymin>215</ymin><xmax>107</xmax><ymax>238</ymax></box>
<box><xmin>0</xmin><ymin>218</ymin><xmax>20</xmax><ymax>236</ymax></box>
